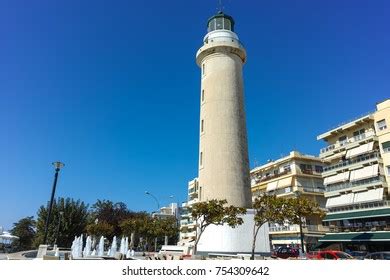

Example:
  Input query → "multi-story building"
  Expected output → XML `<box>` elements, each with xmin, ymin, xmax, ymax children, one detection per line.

<box><xmin>251</xmin><ymin>151</ymin><xmax>328</xmax><ymax>251</ymax></box>
<box><xmin>152</xmin><ymin>203</ymin><xmax>181</xmax><ymax>220</ymax></box>
<box><xmin>178</xmin><ymin>178</ymin><xmax>199</xmax><ymax>245</ymax></box>
<box><xmin>318</xmin><ymin>99</ymin><xmax>390</xmax><ymax>251</ymax></box>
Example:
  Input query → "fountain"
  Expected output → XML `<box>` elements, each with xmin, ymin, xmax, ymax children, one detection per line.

<box><xmin>78</xmin><ymin>235</ymin><xmax>83</xmax><ymax>258</ymax></box>
<box><xmin>124</xmin><ymin>237</ymin><xmax>129</xmax><ymax>254</ymax></box>
<box><xmin>119</xmin><ymin>237</ymin><xmax>125</xmax><ymax>254</ymax></box>
<box><xmin>83</xmin><ymin>236</ymin><xmax>92</xmax><ymax>257</ymax></box>
<box><xmin>97</xmin><ymin>236</ymin><xmax>104</xmax><ymax>256</ymax></box>
<box><xmin>71</xmin><ymin>235</ymin><xmax>84</xmax><ymax>258</ymax></box>
<box><xmin>69</xmin><ymin>234</ymin><xmax>132</xmax><ymax>259</ymax></box>
<box><xmin>109</xmin><ymin>236</ymin><xmax>117</xmax><ymax>257</ymax></box>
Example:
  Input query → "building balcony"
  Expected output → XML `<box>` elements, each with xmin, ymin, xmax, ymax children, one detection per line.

<box><xmin>327</xmin><ymin>200</ymin><xmax>390</xmax><ymax>214</ymax></box>
<box><xmin>305</xmin><ymin>224</ymin><xmax>329</xmax><ymax>232</ymax></box>
<box><xmin>269</xmin><ymin>224</ymin><xmax>328</xmax><ymax>234</ymax></box>
<box><xmin>323</xmin><ymin>151</ymin><xmax>381</xmax><ymax>175</ymax></box>
<box><xmin>251</xmin><ymin>170</ymin><xmax>291</xmax><ymax>185</ymax></box>
<box><xmin>325</xmin><ymin>176</ymin><xmax>386</xmax><ymax>194</ymax></box>
<box><xmin>269</xmin><ymin>224</ymin><xmax>300</xmax><ymax>233</ymax></box>
<box><xmin>300</xmin><ymin>186</ymin><xmax>325</xmax><ymax>194</ymax></box>
<box><xmin>320</xmin><ymin>131</ymin><xmax>376</xmax><ymax>158</ymax></box>
<box><xmin>299</xmin><ymin>169</ymin><xmax>323</xmax><ymax>176</ymax></box>
<box><xmin>328</xmin><ymin>221</ymin><xmax>390</xmax><ymax>233</ymax></box>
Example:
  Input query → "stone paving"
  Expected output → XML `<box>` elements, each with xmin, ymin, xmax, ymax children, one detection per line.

<box><xmin>0</xmin><ymin>253</ymin><xmax>7</xmax><ymax>260</ymax></box>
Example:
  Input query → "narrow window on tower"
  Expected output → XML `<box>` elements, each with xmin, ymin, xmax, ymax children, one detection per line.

<box><xmin>201</xmin><ymin>90</ymin><xmax>205</xmax><ymax>102</ymax></box>
<box><xmin>200</xmin><ymin>152</ymin><xmax>203</xmax><ymax>167</ymax></box>
<box><xmin>201</xmin><ymin>119</ymin><xmax>204</xmax><ymax>133</ymax></box>
<box><xmin>202</xmin><ymin>63</ymin><xmax>205</xmax><ymax>76</ymax></box>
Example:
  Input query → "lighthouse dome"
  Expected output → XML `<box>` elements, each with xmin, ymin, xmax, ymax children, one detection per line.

<box><xmin>207</xmin><ymin>11</ymin><xmax>235</xmax><ymax>32</ymax></box>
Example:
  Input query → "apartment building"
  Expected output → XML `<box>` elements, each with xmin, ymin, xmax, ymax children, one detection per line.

<box><xmin>251</xmin><ymin>151</ymin><xmax>328</xmax><ymax>251</ymax></box>
<box><xmin>152</xmin><ymin>203</ymin><xmax>181</xmax><ymax>220</ymax></box>
<box><xmin>318</xmin><ymin>99</ymin><xmax>390</xmax><ymax>252</ymax></box>
<box><xmin>178</xmin><ymin>178</ymin><xmax>199</xmax><ymax>245</ymax></box>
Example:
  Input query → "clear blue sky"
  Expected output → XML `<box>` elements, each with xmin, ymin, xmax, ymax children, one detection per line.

<box><xmin>1</xmin><ymin>0</ymin><xmax>389</xmax><ymax>229</ymax></box>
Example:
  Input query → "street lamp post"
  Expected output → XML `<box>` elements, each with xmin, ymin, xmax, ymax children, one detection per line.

<box><xmin>43</xmin><ymin>161</ymin><xmax>65</xmax><ymax>245</ymax></box>
<box><xmin>145</xmin><ymin>191</ymin><xmax>160</xmax><ymax>210</ymax></box>
<box><xmin>145</xmin><ymin>191</ymin><xmax>160</xmax><ymax>252</ymax></box>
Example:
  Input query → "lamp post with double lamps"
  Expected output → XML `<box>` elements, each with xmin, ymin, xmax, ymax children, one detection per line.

<box><xmin>145</xmin><ymin>191</ymin><xmax>161</xmax><ymax>252</ymax></box>
<box><xmin>43</xmin><ymin>161</ymin><xmax>65</xmax><ymax>245</ymax></box>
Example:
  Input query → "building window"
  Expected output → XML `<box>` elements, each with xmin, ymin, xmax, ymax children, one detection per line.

<box><xmin>201</xmin><ymin>119</ymin><xmax>204</xmax><ymax>132</ymax></box>
<box><xmin>383</xmin><ymin>141</ymin><xmax>390</xmax><ymax>153</ymax></box>
<box><xmin>315</xmin><ymin>165</ymin><xmax>323</xmax><ymax>173</ymax></box>
<box><xmin>353</xmin><ymin>129</ymin><xmax>366</xmax><ymax>141</ymax></box>
<box><xmin>202</xmin><ymin>64</ymin><xmax>205</xmax><ymax>76</ymax></box>
<box><xmin>283</xmin><ymin>164</ymin><xmax>291</xmax><ymax>173</ymax></box>
<box><xmin>200</xmin><ymin>152</ymin><xmax>203</xmax><ymax>166</ymax></box>
<box><xmin>353</xmin><ymin>129</ymin><xmax>365</xmax><ymax>136</ymax></box>
<box><xmin>377</xmin><ymin>119</ymin><xmax>387</xmax><ymax>131</ymax></box>
<box><xmin>300</xmin><ymin>164</ymin><xmax>313</xmax><ymax>174</ymax></box>
<box><xmin>338</xmin><ymin>135</ymin><xmax>348</xmax><ymax>146</ymax></box>
<box><xmin>201</xmin><ymin>90</ymin><xmax>205</xmax><ymax>102</ymax></box>
<box><xmin>387</xmin><ymin>166</ymin><xmax>390</xmax><ymax>176</ymax></box>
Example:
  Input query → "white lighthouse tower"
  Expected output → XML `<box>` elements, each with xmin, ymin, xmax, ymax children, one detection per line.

<box><xmin>194</xmin><ymin>12</ymin><xmax>270</xmax><ymax>255</ymax></box>
<box><xmin>196</xmin><ymin>12</ymin><xmax>251</xmax><ymax>208</ymax></box>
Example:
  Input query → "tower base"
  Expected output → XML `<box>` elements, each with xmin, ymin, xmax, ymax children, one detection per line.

<box><xmin>196</xmin><ymin>209</ymin><xmax>271</xmax><ymax>256</ymax></box>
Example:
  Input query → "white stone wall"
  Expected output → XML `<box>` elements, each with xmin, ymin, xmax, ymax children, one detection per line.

<box><xmin>197</xmin><ymin>210</ymin><xmax>270</xmax><ymax>255</ymax></box>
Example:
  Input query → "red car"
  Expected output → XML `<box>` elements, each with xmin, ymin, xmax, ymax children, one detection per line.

<box><xmin>307</xmin><ymin>250</ymin><xmax>354</xmax><ymax>260</ymax></box>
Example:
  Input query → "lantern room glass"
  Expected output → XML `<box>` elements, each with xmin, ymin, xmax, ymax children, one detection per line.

<box><xmin>208</xmin><ymin>17</ymin><xmax>233</xmax><ymax>32</ymax></box>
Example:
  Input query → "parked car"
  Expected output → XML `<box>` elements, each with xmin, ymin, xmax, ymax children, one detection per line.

<box><xmin>307</xmin><ymin>250</ymin><xmax>354</xmax><ymax>260</ymax></box>
<box><xmin>349</xmin><ymin>251</ymin><xmax>368</xmax><ymax>260</ymax></box>
<box><xmin>364</xmin><ymin>252</ymin><xmax>390</xmax><ymax>260</ymax></box>
<box><xmin>273</xmin><ymin>247</ymin><xmax>300</xmax><ymax>259</ymax></box>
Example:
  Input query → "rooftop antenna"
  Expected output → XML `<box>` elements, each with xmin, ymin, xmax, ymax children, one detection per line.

<box><xmin>217</xmin><ymin>0</ymin><xmax>224</xmax><ymax>12</ymax></box>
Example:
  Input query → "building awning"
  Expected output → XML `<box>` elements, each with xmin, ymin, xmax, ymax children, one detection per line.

<box><xmin>353</xmin><ymin>188</ymin><xmax>383</xmax><ymax>204</ymax></box>
<box><xmin>323</xmin><ymin>207</ymin><xmax>390</xmax><ymax>222</ymax></box>
<box><xmin>346</xmin><ymin>142</ymin><xmax>374</xmax><ymax>159</ymax></box>
<box><xmin>278</xmin><ymin>177</ymin><xmax>292</xmax><ymax>188</ymax></box>
<box><xmin>319</xmin><ymin>232</ymin><xmax>390</xmax><ymax>242</ymax></box>
<box><xmin>266</xmin><ymin>181</ymin><xmax>278</xmax><ymax>192</ymax></box>
<box><xmin>325</xmin><ymin>193</ymin><xmax>354</xmax><ymax>208</ymax></box>
<box><xmin>350</xmin><ymin>164</ymin><xmax>378</xmax><ymax>182</ymax></box>
<box><xmin>324</xmin><ymin>171</ymin><xmax>350</xmax><ymax>185</ymax></box>
<box><xmin>266</xmin><ymin>177</ymin><xmax>292</xmax><ymax>192</ymax></box>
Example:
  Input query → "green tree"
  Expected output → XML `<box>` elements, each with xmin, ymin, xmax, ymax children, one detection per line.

<box><xmin>89</xmin><ymin>199</ymin><xmax>132</xmax><ymax>239</ymax></box>
<box><xmin>284</xmin><ymin>195</ymin><xmax>325</xmax><ymax>253</ymax></box>
<box><xmin>34</xmin><ymin>197</ymin><xmax>89</xmax><ymax>248</ymax></box>
<box><xmin>120</xmin><ymin>213</ymin><xmax>153</xmax><ymax>250</ymax></box>
<box><xmin>86</xmin><ymin>221</ymin><xmax>114</xmax><ymax>238</ymax></box>
<box><xmin>150</xmin><ymin>216</ymin><xmax>179</xmax><ymax>249</ymax></box>
<box><xmin>190</xmin><ymin>199</ymin><xmax>246</xmax><ymax>255</ymax></box>
<box><xmin>10</xmin><ymin>216</ymin><xmax>36</xmax><ymax>251</ymax></box>
<box><xmin>251</xmin><ymin>195</ymin><xmax>288</xmax><ymax>260</ymax></box>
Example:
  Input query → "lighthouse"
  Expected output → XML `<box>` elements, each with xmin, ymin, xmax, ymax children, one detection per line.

<box><xmin>193</xmin><ymin>12</ymin><xmax>270</xmax><ymax>256</ymax></box>
<box><xmin>196</xmin><ymin>12</ymin><xmax>251</xmax><ymax>208</ymax></box>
